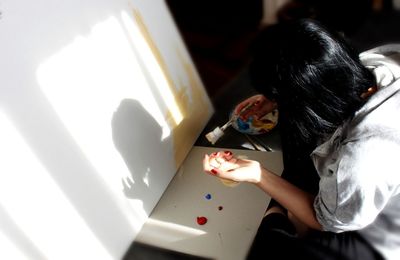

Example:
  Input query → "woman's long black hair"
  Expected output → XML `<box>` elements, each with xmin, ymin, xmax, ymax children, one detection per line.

<box><xmin>249</xmin><ymin>19</ymin><xmax>376</xmax><ymax>149</ymax></box>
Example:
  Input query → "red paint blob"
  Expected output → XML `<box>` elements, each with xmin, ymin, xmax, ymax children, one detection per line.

<box><xmin>196</xmin><ymin>216</ymin><xmax>208</xmax><ymax>225</ymax></box>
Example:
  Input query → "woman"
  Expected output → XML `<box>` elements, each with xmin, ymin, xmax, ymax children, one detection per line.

<box><xmin>203</xmin><ymin>19</ymin><xmax>400</xmax><ymax>260</ymax></box>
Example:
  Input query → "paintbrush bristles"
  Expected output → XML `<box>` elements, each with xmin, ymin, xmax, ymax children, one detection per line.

<box><xmin>205</xmin><ymin>126</ymin><xmax>225</xmax><ymax>145</ymax></box>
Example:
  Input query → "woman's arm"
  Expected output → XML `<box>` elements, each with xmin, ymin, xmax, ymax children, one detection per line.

<box><xmin>203</xmin><ymin>151</ymin><xmax>322</xmax><ymax>230</ymax></box>
<box><xmin>257</xmin><ymin>167</ymin><xmax>322</xmax><ymax>230</ymax></box>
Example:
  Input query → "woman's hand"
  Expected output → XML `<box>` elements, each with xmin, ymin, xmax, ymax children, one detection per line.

<box><xmin>234</xmin><ymin>94</ymin><xmax>277</xmax><ymax>121</ymax></box>
<box><xmin>202</xmin><ymin>151</ymin><xmax>264</xmax><ymax>184</ymax></box>
<box><xmin>203</xmin><ymin>151</ymin><xmax>323</xmax><ymax>231</ymax></box>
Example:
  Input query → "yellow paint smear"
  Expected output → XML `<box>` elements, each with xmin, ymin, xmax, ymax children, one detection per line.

<box><xmin>132</xmin><ymin>9</ymin><xmax>212</xmax><ymax>168</ymax></box>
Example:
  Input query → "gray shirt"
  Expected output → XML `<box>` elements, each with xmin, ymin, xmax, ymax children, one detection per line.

<box><xmin>311</xmin><ymin>45</ymin><xmax>400</xmax><ymax>260</ymax></box>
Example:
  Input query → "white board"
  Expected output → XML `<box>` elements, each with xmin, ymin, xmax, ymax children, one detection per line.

<box><xmin>136</xmin><ymin>146</ymin><xmax>283</xmax><ymax>260</ymax></box>
<box><xmin>0</xmin><ymin>1</ymin><xmax>212</xmax><ymax>259</ymax></box>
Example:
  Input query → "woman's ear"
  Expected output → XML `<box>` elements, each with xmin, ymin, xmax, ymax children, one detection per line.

<box><xmin>360</xmin><ymin>86</ymin><xmax>377</xmax><ymax>99</ymax></box>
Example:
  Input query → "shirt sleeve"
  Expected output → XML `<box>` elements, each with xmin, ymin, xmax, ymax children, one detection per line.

<box><xmin>314</xmin><ymin>136</ymin><xmax>400</xmax><ymax>233</ymax></box>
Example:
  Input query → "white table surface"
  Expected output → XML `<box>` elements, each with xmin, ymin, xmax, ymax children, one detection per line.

<box><xmin>136</xmin><ymin>146</ymin><xmax>283</xmax><ymax>260</ymax></box>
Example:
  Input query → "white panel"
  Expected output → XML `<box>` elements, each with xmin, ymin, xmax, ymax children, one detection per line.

<box><xmin>137</xmin><ymin>146</ymin><xmax>284</xmax><ymax>260</ymax></box>
<box><xmin>0</xmin><ymin>0</ymin><xmax>213</xmax><ymax>259</ymax></box>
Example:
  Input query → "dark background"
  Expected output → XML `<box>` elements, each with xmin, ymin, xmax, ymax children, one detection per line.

<box><xmin>166</xmin><ymin>0</ymin><xmax>400</xmax><ymax>101</ymax></box>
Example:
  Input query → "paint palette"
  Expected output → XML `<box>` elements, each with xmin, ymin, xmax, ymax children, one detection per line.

<box><xmin>230</xmin><ymin>108</ymin><xmax>279</xmax><ymax>135</ymax></box>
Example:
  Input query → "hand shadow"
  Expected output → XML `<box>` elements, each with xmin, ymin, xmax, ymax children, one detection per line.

<box><xmin>111</xmin><ymin>99</ymin><xmax>169</xmax><ymax>215</ymax></box>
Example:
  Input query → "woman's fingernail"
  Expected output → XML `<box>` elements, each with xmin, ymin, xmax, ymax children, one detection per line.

<box><xmin>211</xmin><ymin>169</ymin><xmax>218</xmax><ymax>175</ymax></box>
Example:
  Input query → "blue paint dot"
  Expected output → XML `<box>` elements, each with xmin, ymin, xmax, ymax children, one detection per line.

<box><xmin>205</xmin><ymin>193</ymin><xmax>212</xmax><ymax>200</ymax></box>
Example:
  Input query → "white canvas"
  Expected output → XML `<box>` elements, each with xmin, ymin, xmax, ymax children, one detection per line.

<box><xmin>0</xmin><ymin>0</ymin><xmax>213</xmax><ymax>259</ymax></box>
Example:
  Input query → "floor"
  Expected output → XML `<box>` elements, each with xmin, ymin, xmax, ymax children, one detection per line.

<box><xmin>165</xmin><ymin>0</ymin><xmax>264</xmax><ymax>99</ymax></box>
<box><xmin>348</xmin><ymin>10</ymin><xmax>400</xmax><ymax>52</ymax></box>
<box><xmin>123</xmin><ymin>242</ymin><xmax>209</xmax><ymax>260</ymax></box>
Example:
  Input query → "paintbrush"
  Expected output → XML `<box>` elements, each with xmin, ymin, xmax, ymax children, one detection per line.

<box><xmin>205</xmin><ymin>119</ymin><xmax>233</xmax><ymax>145</ymax></box>
<box><xmin>205</xmin><ymin>102</ymin><xmax>255</xmax><ymax>145</ymax></box>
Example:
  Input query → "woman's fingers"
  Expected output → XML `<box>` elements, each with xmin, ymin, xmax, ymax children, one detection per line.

<box><xmin>203</xmin><ymin>151</ymin><xmax>238</xmax><ymax>176</ymax></box>
<box><xmin>239</xmin><ymin>95</ymin><xmax>265</xmax><ymax>120</ymax></box>
<box><xmin>203</xmin><ymin>154</ymin><xmax>212</xmax><ymax>172</ymax></box>
<box><xmin>234</xmin><ymin>94</ymin><xmax>277</xmax><ymax>121</ymax></box>
<box><xmin>234</xmin><ymin>100</ymin><xmax>250</xmax><ymax>114</ymax></box>
<box><xmin>234</xmin><ymin>95</ymin><xmax>262</xmax><ymax>116</ymax></box>
<box><xmin>203</xmin><ymin>152</ymin><xmax>262</xmax><ymax>184</ymax></box>
<box><xmin>222</xmin><ymin>150</ymin><xmax>233</xmax><ymax>160</ymax></box>
<box><xmin>203</xmin><ymin>154</ymin><xmax>222</xmax><ymax>175</ymax></box>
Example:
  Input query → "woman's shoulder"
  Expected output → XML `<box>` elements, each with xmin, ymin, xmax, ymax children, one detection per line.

<box><xmin>360</xmin><ymin>44</ymin><xmax>400</xmax><ymax>57</ymax></box>
<box><xmin>360</xmin><ymin>44</ymin><xmax>400</xmax><ymax>86</ymax></box>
